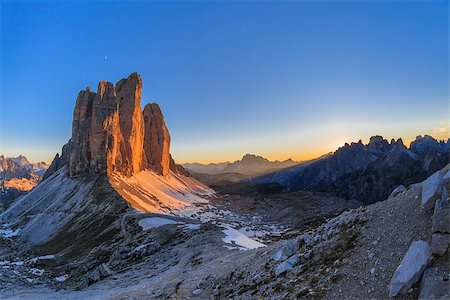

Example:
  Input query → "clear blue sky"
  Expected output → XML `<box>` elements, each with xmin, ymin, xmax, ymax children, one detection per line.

<box><xmin>1</xmin><ymin>1</ymin><xmax>448</xmax><ymax>164</ymax></box>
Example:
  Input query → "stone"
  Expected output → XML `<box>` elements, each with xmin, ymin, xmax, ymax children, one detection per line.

<box><xmin>431</xmin><ymin>233</ymin><xmax>449</xmax><ymax>256</ymax></box>
<box><xmin>443</xmin><ymin>169</ymin><xmax>450</xmax><ymax>188</ymax></box>
<box><xmin>421</xmin><ymin>171</ymin><xmax>443</xmax><ymax>210</ymax></box>
<box><xmin>418</xmin><ymin>268</ymin><xmax>449</xmax><ymax>300</ymax></box>
<box><xmin>276</xmin><ymin>240</ymin><xmax>300</xmax><ymax>261</ymax></box>
<box><xmin>275</xmin><ymin>255</ymin><xmax>300</xmax><ymax>276</ymax></box>
<box><xmin>388</xmin><ymin>240</ymin><xmax>431</xmax><ymax>297</ymax></box>
<box><xmin>432</xmin><ymin>197</ymin><xmax>450</xmax><ymax>234</ymax></box>
<box><xmin>272</xmin><ymin>250</ymin><xmax>283</xmax><ymax>261</ymax></box>
<box><xmin>389</xmin><ymin>185</ymin><xmax>406</xmax><ymax>199</ymax></box>
<box><xmin>192</xmin><ymin>289</ymin><xmax>202</xmax><ymax>296</ymax></box>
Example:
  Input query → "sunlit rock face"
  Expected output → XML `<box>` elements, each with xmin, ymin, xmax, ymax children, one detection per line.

<box><xmin>143</xmin><ymin>103</ymin><xmax>171</xmax><ymax>176</ymax></box>
<box><xmin>46</xmin><ymin>72</ymin><xmax>180</xmax><ymax>178</ymax></box>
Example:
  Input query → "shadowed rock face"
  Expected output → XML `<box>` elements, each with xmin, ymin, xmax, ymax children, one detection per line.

<box><xmin>46</xmin><ymin>72</ymin><xmax>180</xmax><ymax>178</ymax></box>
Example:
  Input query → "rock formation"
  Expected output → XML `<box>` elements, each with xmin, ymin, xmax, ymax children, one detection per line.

<box><xmin>143</xmin><ymin>103</ymin><xmax>171</xmax><ymax>176</ymax></box>
<box><xmin>45</xmin><ymin>72</ymin><xmax>182</xmax><ymax>179</ymax></box>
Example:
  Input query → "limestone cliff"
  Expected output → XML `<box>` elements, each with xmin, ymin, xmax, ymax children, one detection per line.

<box><xmin>45</xmin><ymin>72</ymin><xmax>182</xmax><ymax>179</ymax></box>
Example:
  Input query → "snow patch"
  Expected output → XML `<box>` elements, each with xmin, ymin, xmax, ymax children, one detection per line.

<box><xmin>55</xmin><ymin>274</ymin><xmax>69</xmax><ymax>282</ymax></box>
<box><xmin>0</xmin><ymin>227</ymin><xmax>21</xmax><ymax>238</ymax></box>
<box><xmin>222</xmin><ymin>226</ymin><xmax>266</xmax><ymax>250</ymax></box>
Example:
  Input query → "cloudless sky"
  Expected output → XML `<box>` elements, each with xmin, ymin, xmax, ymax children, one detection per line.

<box><xmin>1</xmin><ymin>1</ymin><xmax>448</xmax><ymax>164</ymax></box>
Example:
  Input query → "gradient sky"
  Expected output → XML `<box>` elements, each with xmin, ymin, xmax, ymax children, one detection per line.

<box><xmin>1</xmin><ymin>1</ymin><xmax>448</xmax><ymax>164</ymax></box>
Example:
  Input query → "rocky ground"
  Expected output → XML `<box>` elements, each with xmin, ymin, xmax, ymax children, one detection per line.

<box><xmin>0</xmin><ymin>168</ymin><xmax>448</xmax><ymax>299</ymax></box>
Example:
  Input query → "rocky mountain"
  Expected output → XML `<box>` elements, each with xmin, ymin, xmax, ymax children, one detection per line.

<box><xmin>183</xmin><ymin>154</ymin><xmax>299</xmax><ymax>177</ymax></box>
<box><xmin>182</xmin><ymin>162</ymin><xmax>230</xmax><ymax>175</ymax></box>
<box><xmin>254</xmin><ymin>135</ymin><xmax>449</xmax><ymax>204</ymax></box>
<box><xmin>44</xmin><ymin>73</ymin><xmax>185</xmax><ymax>180</ymax></box>
<box><xmin>223</xmin><ymin>154</ymin><xmax>299</xmax><ymax>176</ymax></box>
<box><xmin>0</xmin><ymin>155</ymin><xmax>49</xmax><ymax>210</ymax></box>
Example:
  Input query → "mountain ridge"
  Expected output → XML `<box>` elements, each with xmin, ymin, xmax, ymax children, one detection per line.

<box><xmin>183</xmin><ymin>154</ymin><xmax>299</xmax><ymax>176</ymax></box>
<box><xmin>253</xmin><ymin>134</ymin><xmax>449</xmax><ymax>204</ymax></box>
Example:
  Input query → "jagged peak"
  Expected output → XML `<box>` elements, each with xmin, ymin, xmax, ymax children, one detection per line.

<box><xmin>46</xmin><ymin>72</ymin><xmax>180</xmax><ymax>179</ymax></box>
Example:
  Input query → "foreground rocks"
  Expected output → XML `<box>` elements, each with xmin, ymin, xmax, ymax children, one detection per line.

<box><xmin>388</xmin><ymin>240</ymin><xmax>431</xmax><ymax>297</ymax></box>
<box><xmin>388</xmin><ymin>185</ymin><xmax>406</xmax><ymax>199</ymax></box>
<box><xmin>418</xmin><ymin>268</ymin><xmax>449</xmax><ymax>300</ymax></box>
<box><xmin>388</xmin><ymin>166</ymin><xmax>449</xmax><ymax>298</ymax></box>
<box><xmin>421</xmin><ymin>170</ymin><xmax>443</xmax><ymax>210</ymax></box>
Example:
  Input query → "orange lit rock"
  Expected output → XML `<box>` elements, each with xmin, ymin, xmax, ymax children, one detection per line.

<box><xmin>143</xmin><ymin>103</ymin><xmax>171</xmax><ymax>176</ymax></box>
<box><xmin>47</xmin><ymin>72</ymin><xmax>186</xmax><ymax>179</ymax></box>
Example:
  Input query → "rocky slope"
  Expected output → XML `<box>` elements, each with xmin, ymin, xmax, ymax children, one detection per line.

<box><xmin>254</xmin><ymin>135</ymin><xmax>449</xmax><ymax>204</ymax></box>
<box><xmin>1</xmin><ymin>165</ymin><xmax>446</xmax><ymax>299</ymax></box>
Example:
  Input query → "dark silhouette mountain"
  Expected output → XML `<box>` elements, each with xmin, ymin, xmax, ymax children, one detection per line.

<box><xmin>254</xmin><ymin>135</ymin><xmax>449</xmax><ymax>204</ymax></box>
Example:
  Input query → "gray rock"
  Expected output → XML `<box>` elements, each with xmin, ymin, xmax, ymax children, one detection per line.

<box><xmin>389</xmin><ymin>185</ymin><xmax>406</xmax><ymax>199</ymax></box>
<box><xmin>443</xmin><ymin>170</ymin><xmax>450</xmax><ymax>188</ymax></box>
<box><xmin>275</xmin><ymin>254</ymin><xmax>300</xmax><ymax>276</ymax></box>
<box><xmin>272</xmin><ymin>250</ymin><xmax>283</xmax><ymax>261</ymax></box>
<box><xmin>388</xmin><ymin>240</ymin><xmax>431</xmax><ymax>297</ymax></box>
<box><xmin>431</xmin><ymin>233</ymin><xmax>449</xmax><ymax>256</ymax></box>
<box><xmin>273</xmin><ymin>240</ymin><xmax>300</xmax><ymax>261</ymax></box>
<box><xmin>419</xmin><ymin>268</ymin><xmax>449</xmax><ymax>300</ymax></box>
<box><xmin>432</xmin><ymin>197</ymin><xmax>449</xmax><ymax>234</ymax></box>
<box><xmin>421</xmin><ymin>171</ymin><xmax>443</xmax><ymax>210</ymax></box>
<box><xmin>192</xmin><ymin>289</ymin><xmax>202</xmax><ymax>296</ymax></box>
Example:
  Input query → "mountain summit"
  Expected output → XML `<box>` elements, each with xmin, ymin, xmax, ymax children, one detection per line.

<box><xmin>45</xmin><ymin>73</ymin><xmax>184</xmax><ymax>179</ymax></box>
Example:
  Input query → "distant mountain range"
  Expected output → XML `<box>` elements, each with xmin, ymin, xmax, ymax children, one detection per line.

<box><xmin>253</xmin><ymin>135</ymin><xmax>449</xmax><ymax>204</ymax></box>
<box><xmin>0</xmin><ymin>155</ymin><xmax>49</xmax><ymax>186</ymax></box>
<box><xmin>0</xmin><ymin>155</ymin><xmax>49</xmax><ymax>209</ymax></box>
<box><xmin>183</xmin><ymin>154</ymin><xmax>299</xmax><ymax>176</ymax></box>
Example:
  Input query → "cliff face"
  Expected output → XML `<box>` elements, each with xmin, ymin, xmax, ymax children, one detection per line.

<box><xmin>46</xmin><ymin>72</ymin><xmax>180</xmax><ymax>179</ymax></box>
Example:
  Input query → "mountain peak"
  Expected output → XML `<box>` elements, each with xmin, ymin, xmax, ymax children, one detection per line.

<box><xmin>45</xmin><ymin>73</ymin><xmax>180</xmax><ymax>179</ymax></box>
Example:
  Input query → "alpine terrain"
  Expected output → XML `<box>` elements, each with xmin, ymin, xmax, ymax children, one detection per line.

<box><xmin>0</xmin><ymin>73</ymin><xmax>448</xmax><ymax>300</ymax></box>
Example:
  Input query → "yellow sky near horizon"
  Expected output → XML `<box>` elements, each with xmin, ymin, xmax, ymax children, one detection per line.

<box><xmin>2</xmin><ymin>123</ymin><xmax>449</xmax><ymax>165</ymax></box>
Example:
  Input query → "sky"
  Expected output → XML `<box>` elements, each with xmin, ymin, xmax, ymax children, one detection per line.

<box><xmin>1</xmin><ymin>1</ymin><xmax>448</xmax><ymax>164</ymax></box>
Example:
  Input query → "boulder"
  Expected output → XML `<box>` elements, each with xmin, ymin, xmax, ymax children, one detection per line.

<box><xmin>421</xmin><ymin>171</ymin><xmax>443</xmax><ymax>210</ymax></box>
<box><xmin>275</xmin><ymin>254</ymin><xmax>300</xmax><ymax>276</ymax></box>
<box><xmin>444</xmin><ymin>170</ymin><xmax>450</xmax><ymax>187</ymax></box>
<box><xmin>431</xmin><ymin>233</ymin><xmax>449</xmax><ymax>256</ymax></box>
<box><xmin>418</xmin><ymin>268</ymin><xmax>449</xmax><ymax>300</ymax></box>
<box><xmin>432</xmin><ymin>197</ymin><xmax>450</xmax><ymax>234</ymax></box>
<box><xmin>273</xmin><ymin>240</ymin><xmax>300</xmax><ymax>261</ymax></box>
<box><xmin>389</xmin><ymin>185</ymin><xmax>406</xmax><ymax>199</ymax></box>
<box><xmin>388</xmin><ymin>240</ymin><xmax>431</xmax><ymax>297</ymax></box>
